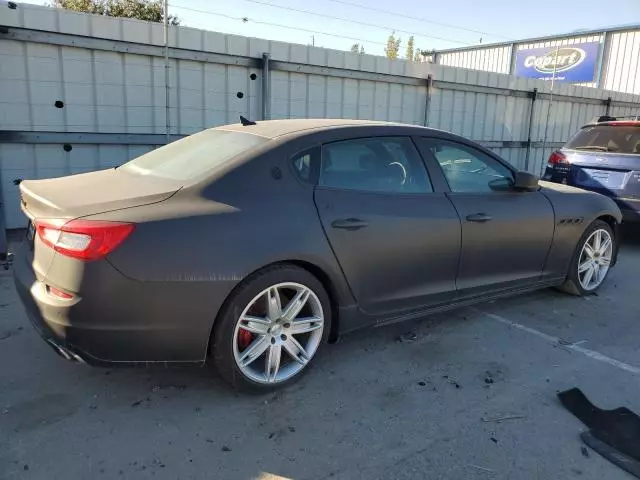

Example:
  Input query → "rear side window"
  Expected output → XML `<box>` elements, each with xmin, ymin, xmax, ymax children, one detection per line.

<box><xmin>120</xmin><ymin>130</ymin><xmax>268</xmax><ymax>181</ymax></box>
<box><xmin>320</xmin><ymin>137</ymin><xmax>433</xmax><ymax>194</ymax></box>
<box><xmin>566</xmin><ymin>126</ymin><xmax>640</xmax><ymax>154</ymax></box>
<box><xmin>291</xmin><ymin>148</ymin><xmax>319</xmax><ymax>183</ymax></box>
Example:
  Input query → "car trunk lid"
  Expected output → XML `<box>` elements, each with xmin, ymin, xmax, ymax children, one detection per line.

<box><xmin>19</xmin><ymin>167</ymin><xmax>181</xmax><ymax>220</ymax></box>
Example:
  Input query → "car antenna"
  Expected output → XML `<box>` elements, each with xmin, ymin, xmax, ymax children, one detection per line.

<box><xmin>240</xmin><ymin>115</ymin><xmax>257</xmax><ymax>126</ymax></box>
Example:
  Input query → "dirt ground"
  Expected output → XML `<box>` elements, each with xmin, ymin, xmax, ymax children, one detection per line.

<box><xmin>1</xmin><ymin>228</ymin><xmax>640</xmax><ymax>480</ymax></box>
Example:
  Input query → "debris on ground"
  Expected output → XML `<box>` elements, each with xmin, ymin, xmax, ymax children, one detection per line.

<box><xmin>131</xmin><ymin>397</ymin><xmax>151</xmax><ymax>407</ymax></box>
<box><xmin>481</xmin><ymin>415</ymin><xmax>526</xmax><ymax>423</ymax></box>
<box><xmin>466</xmin><ymin>464</ymin><xmax>495</xmax><ymax>474</ymax></box>
<box><xmin>581</xmin><ymin>446</ymin><xmax>589</xmax><ymax>458</ymax></box>
<box><xmin>490</xmin><ymin>437</ymin><xmax>498</xmax><ymax>444</ymax></box>
<box><xmin>397</xmin><ymin>332</ymin><xmax>417</xmax><ymax>343</ymax></box>
<box><xmin>221</xmin><ymin>446</ymin><xmax>231</xmax><ymax>452</ymax></box>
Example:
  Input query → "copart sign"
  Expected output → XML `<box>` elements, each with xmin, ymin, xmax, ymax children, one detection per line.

<box><xmin>514</xmin><ymin>42</ymin><xmax>601</xmax><ymax>82</ymax></box>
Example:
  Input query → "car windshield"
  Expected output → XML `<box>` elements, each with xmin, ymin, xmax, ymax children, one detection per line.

<box><xmin>565</xmin><ymin>125</ymin><xmax>640</xmax><ymax>154</ymax></box>
<box><xmin>120</xmin><ymin>129</ymin><xmax>268</xmax><ymax>181</ymax></box>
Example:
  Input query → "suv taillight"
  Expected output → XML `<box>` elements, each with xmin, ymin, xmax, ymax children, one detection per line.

<box><xmin>548</xmin><ymin>151</ymin><xmax>568</xmax><ymax>166</ymax></box>
<box><xmin>35</xmin><ymin>219</ymin><xmax>135</xmax><ymax>261</ymax></box>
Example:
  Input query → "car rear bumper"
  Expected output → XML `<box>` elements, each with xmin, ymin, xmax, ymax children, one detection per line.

<box><xmin>12</xmin><ymin>240</ymin><xmax>225</xmax><ymax>366</ymax></box>
<box><xmin>13</xmin><ymin>248</ymin><xmax>100</xmax><ymax>364</ymax></box>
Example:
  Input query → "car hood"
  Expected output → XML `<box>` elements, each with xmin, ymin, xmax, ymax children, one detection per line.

<box><xmin>538</xmin><ymin>180</ymin><xmax>588</xmax><ymax>195</ymax></box>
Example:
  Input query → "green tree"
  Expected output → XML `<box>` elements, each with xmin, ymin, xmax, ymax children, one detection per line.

<box><xmin>384</xmin><ymin>32</ymin><xmax>401</xmax><ymax>60</ymax></box>
<box><xmin>350</xmin><ymin>43</ymin><xmax>365</xmax><ymax>54</ymax></box>
<box><xmin>52</xmin><ymin>0</ymin><xmax>180</xmax><ymax>25</ymax></box>
<box><xmin>405</xmin><ymin>36</ymin><xmax>414</xmax><ymax>61</ymax></box>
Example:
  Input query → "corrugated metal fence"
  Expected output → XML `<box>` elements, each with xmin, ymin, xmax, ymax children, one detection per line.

<box><xmin>1</xmin><ymin>3</ymin><xmax>640</xmax><ymax>232</ymax></box>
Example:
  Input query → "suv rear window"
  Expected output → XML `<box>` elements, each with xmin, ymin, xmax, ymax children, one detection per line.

<box><xmin>565</xmin><ymin>125</ymin><xmax>640</xmax><ymax>154</ymax></box>
<box><xmin>121</xmin><ymin>129</ymin><xmax>268</xmax><ymax>181</ymax></box>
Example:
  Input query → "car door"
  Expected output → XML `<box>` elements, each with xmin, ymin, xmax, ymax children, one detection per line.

<box><xmin>312</xmin><ymin>136</ymin><xmax>461</xmax><ymax>316</ymax></box>
<box><xmin>415</xmin><ymin>137</ymin><xmax>555</xmax><ymax>297</ymax></box>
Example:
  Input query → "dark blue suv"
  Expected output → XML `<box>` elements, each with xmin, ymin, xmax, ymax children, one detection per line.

<box><xmin>543</xmin><ymin>116</ymin><xmax>640</xmax><ymax>222</ymax></box>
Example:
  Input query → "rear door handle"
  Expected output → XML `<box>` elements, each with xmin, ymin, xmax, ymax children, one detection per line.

<box><xmin>466</xmin><ymin>213</ymin><xmax>493</xmax><ymax>223</ymax></box>
<box><xmin>331</xmin><ymin>218</ymin><xmax>369</xmax><ymax>230</ymax></box>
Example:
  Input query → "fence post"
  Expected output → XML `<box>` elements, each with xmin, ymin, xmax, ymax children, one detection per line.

<box><xmin>261</xmin><ymin>52</ymin><xmax>271</xmax><ymax>120</ymax></box>
<box><xmin>524</xmin><ymin>87</ymin><xmax>537</xmax><ymax>172</ymax></box>
<box><xmin>163</xmin><ymin>0</ymin><xmax>170</xmax><ymax>142</ymax></box>
<box><xmin>605</xmin><ymin>96</ymin><xmax>612</xmax><ymax>116</ymax></box>
<box><xmin>423</xmin><ymin>74</ymin><xmax>433</xmax><ymax>127</ymax></box>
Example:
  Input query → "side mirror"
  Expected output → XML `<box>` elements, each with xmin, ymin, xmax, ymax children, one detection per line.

<box><xmin>513</xmin><ymin>171</ymin><xmax>539</xmax><ymax>191</ymax></box>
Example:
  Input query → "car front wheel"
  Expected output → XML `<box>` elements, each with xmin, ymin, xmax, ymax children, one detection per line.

<box><xmin>559</xmin><ymin>219</ymin><xmax>615</xmax><ymax>296</ymax></box>
<box><xmin>212</xmin><ymin>265</ymin><xmax>330</xmax><ymax>392</ymax></box>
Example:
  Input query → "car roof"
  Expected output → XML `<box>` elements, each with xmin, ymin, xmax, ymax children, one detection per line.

<box><xmin>214</xmin><ymin>119</ymin><xmax>421</xmax><ymax>139</ymax></box>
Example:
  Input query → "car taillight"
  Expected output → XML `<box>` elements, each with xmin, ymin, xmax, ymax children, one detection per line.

<box><xmin>35</xmin><ymin>219</ymin><xmax>135</xmax><ymax>261</ymax></box>
<box><xmin>548</xmin><ymin>151</ymin><xmax>568</xmax><ymax>166</ymax></box>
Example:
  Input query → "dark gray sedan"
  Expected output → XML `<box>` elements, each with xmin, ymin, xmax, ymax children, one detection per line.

<box><xmin>14</xmin><ymin>119</ymin><xmax>622</xmax><ymax>391</ymax></box>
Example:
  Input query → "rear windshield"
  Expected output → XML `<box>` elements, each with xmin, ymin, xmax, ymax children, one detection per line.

<box><xmin>120</xmin><ymin>129</ymin><xmax>268</xmax><ymax>180</ymax></box>
<box><xmin>565</xmin><ymin>125</ymin><xmax>640</xmax><ymax>154</ymax></box>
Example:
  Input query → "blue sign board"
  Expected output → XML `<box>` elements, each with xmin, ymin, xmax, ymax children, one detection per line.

<box><xmin>514</xmin><ymin>42</ymin><xmax>601</xmax><ymax>83</ymax></box>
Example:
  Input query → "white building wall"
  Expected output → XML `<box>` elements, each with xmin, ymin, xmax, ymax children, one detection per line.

<box><xmin>602</xmin><ymin>30</ymin><xmax>640</xmax><ymax>95</ymax></box>
<box><xmin>439</xmin><ymin>45</ymin><xmax>511</xmax><ymax>74</ymax></box>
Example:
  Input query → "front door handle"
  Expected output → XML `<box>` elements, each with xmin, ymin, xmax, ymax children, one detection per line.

<box><xmin>466</xmin><ymin>213</ymin><xmax>493</xmax><ymax>223</ymax></box>
<box><xmin>331</xmin><ymin>218</ymin><xmax>369</xmax><ymax>230</ymax></box>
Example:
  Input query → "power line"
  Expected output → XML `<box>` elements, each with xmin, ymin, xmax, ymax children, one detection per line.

<box><xmin>168</xmin><ymin>4</ymin><xmax>390</xmax><ymax>47</ymax></box>
<box><xmin>325</xmin><ymin>0</ymin><xmax>512</xmax><ymax>40</ymax></box>
<box><xmin>242</xmin><ymin>0</ymin><xmax>472</xmax><ymax>46</ymax></box>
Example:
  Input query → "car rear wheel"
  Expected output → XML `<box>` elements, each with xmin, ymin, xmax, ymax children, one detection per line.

<box><xmin>559</xmin><ymin>220</ymin><xmax>615</xmax><ymax>296</ymax></box>
<box><xmin>212</xmin><ymin>265</ymin><xmax>330</xmax><ymax>392</ymax></box>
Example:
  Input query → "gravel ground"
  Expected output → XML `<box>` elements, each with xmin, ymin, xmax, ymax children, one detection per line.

<box><xmin>1</xmin><ymin>228</ymin><xmax>639</xmax><ymax>480</ymax></box>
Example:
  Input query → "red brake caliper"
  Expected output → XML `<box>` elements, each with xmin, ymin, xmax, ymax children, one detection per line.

<box><xmin>238</xmin><ymin>328</ymin><xmax>253</xmax><ymax>349</ymax></box>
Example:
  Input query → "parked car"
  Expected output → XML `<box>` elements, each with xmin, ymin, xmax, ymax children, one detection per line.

<box><xmin>14</xmin><ymin>119</ymin><xmax>622</xmax><ymax>392</ymax></box>
<box><xmin>543</xmin><ymin>115</ymin><xmax>640</xmax><ymax>222</ymax></box>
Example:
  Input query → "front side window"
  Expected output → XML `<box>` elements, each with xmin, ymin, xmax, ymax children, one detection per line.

<box><xmin>120</xmin><ymin>129</ymin><xmax>268</xmax><ymax>181</ymax></box>
<box><xmin>319</xmin><ymin>137</ymin><xmax>432</xmax><ymax>194</ymax></box>
<box><xmin>426</xmin><ymin>140</ymin><xmax>513</xmax><ymax>193</ymax></box>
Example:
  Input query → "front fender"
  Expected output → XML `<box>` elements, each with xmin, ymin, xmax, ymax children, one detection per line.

<box><xmin>539</xmin><ymin>182</ymin><xmax>621</xmax><ymax>276</ymax></box>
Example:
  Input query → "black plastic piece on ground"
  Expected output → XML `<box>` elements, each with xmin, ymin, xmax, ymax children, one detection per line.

<box><xmin>558</xmin><ymin>388</ymin><xmax>640</xmax><ymax>463</ymax></box>
<box><xmin>581</xmin><ymin>431</ymin><xmax>640</xmax><ymax>479</ymax></box>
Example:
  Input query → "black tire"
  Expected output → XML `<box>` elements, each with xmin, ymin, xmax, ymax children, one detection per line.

<box><xmin>559</xmin><ymin>219</ymin><xmax>615</xmax><ymax>296</ymax></box>
<box><xmin>211</xmin><ymin>264</ymin><xmax>331</xmax><ymax>393</ymax></box>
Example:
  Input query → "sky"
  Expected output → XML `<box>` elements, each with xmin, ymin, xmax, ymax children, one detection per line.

<box><xmin>19</xmin><ymin>0</ymin><xmax>640</xmax><ymax>56</ymax></box>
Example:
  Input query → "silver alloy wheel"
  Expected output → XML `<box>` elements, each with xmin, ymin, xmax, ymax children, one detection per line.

<box><xmin>232</xmin><ymin>282</ymin><xmax>324</xmax><ymax>384</ymax></box>
<box><xmin>578</xmin><ymin>228</ymin><xmax>613</xmax><ymax>291</ymax></box>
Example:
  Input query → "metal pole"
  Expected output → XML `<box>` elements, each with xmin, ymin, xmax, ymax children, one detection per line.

<box><xmin>540</xmin><ymin>45</ymin><xmax>560</xmax><ymax>176</ymax></box>
<box><xmin>423</xmin><ymin>74</ymin><xmax>432</xmax><ymax>127</ymax></box>
<box><xmin>261</xmin><ymin>52</ymin><xmax>271</xmax><ymax>120</ymax></box>
<box><xmin>163</xmin><ymin>0</ymin><xmax>170</xmax><ymax>142</ymax></box>
<box><xmin>596</xmin><ymin>31</ymin><xmax>609</xmax><ymax>88</ymax></box>
<box><xmin>508</xmin><ymin>42</ymin><xmax>518</xmax><ymax>75</ymax></box>
<box><xmin>524</xmin><ymin>87</ymin><xmax>537</xmax><ymax>171</ymax></box>
<box><xmin>605</xmin><ymin>96</ymin><xmax>612</xmax><ymax>116</ymax></box>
